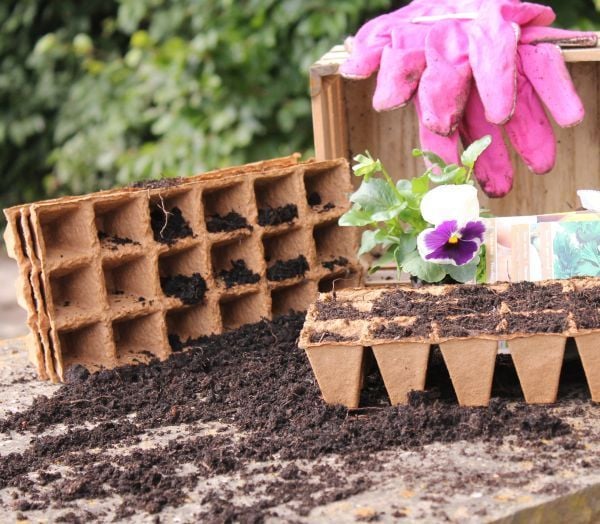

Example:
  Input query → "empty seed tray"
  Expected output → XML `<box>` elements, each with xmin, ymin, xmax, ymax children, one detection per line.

<box><xmin>299</xmin><ymin>278</ymin><xmax>600</xmax><ymax>408</ymax></box>
<box><xmin>4</xmin><ymin>156</ymin><xmax>362</xmax><ymax>381</ymax></box>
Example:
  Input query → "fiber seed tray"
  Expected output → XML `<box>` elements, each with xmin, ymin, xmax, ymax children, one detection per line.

<box><xmin>4</xmin><ymin>156</ymin><xmax>361</xmax><ymax>382</ymax></box>
<box><xmin>299</xmin><ymin>279</ymin><xmax>600</xmax><ymax>408</ymax></box>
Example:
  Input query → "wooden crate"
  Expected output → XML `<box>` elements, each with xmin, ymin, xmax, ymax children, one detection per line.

<box><xmin>311</xmin><ymin>40</ymin><xmax>600</xmax><ymax>217</ymax></box>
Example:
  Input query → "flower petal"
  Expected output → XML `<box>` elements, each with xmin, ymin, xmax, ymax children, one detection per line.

<box><xmin>417</xmin><ymin>221</ymin><xmax>457</xmax><ymax>257</ymax></box>
<box><xmin>427</xmin><ymin>239</ymin><xmax>480</xmax><ymax>266</ymax></box>
<box><xmin>420</xmin><ymin>184</ymin><xmax>480</xmax><ymax>225</ymax></box>
<box><xmin>460</xmin><ymin>220</ymin><xmax>486</xmax><ymax>244</ymax></box>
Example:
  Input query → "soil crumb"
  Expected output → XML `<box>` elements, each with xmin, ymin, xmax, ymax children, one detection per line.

<box><xmin>98</xmin><ymin>231</ymin><xmax>140</xmax><ymax>251</ymax></box>
<box><xmin>218</xmin><ymin>259</ymin><xmax>261</xmax><ymax>288</ymax></box>
<box><xmin>267</xmin><ymin>255</ymin><xmax>309</xmax><ymax>281</ymax></box>
<box><xmin>131</xmin><ymin>177</ymin><xmax>186</xmax><ymax>190</ymax></box>
<box><xmin>161</xmin><ymin>273</ymin><xmax>207</xmax><ymax>305</ymax></box>
<box><xmin>258</xmin><ymin>204</ymin><xmax>298</xmax><ymax>226</ymax></box>
<box><xmin>322</xmin><ymin>256</ymin><xmax>349</xmax><ymax>271</ymax></box>
<box><xmin>206</xmin><ymin>212</ymin><xmax>252</xmax><ymax>233</ymax></box>
<box><xmin>150</xmin><ymin>206</ymin><xmax>194</xmax><ymax>244</ymax></box>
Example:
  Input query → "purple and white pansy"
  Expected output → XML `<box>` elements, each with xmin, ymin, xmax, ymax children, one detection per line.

<box><xmin>417</xmin><ymin>184</ymin><xmax>486</xmax><ymax>266</ymax></box>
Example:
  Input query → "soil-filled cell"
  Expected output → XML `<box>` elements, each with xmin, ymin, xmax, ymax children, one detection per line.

<box><xmin>113</xmin><ymin>313</ymin><xmax>168</xmax><ymax>364</ymax></box>
<box><xmin>202</xmin><ymin>181</ymin><xmax>253</xmax><ymax>233</ymax></box>
<box><xmin>304</xmin><ymin>163</ymin><xmax>349</xmax><ymax>212</ymax></box>
<box><xmin>166</xmin><ymin>304</ymin><xmax>221</xmax><ymax>350</ymax></box>
<box><xmin>149</xmin><ymin>189</ymin><xmax>198</xmax><ymax>245</ymax></box>
<box><xmin>254</xmin><ymin>171</ymin><xmax>301</xmax><ymax>226</ymax></box>
<box><xmin>58</xmin><ymin>322</ymin><xmax>115</xmax><ymax>373</ymax></box>
<box><xmin>159</xmin><ymin>245</ymin><xmax>209</xmax><ymax>304</ymax></box>
<box><xmin>313</xmin><ymin>221</ymin><xmax>357</xmax><ymax>271</ymax></box>
<box><xmin>271</xmin><ymin>281</ymin><xmax>317</xmax><ymax>316</ymax></box>
<box><xmin>103</xmin><ymin>256</ymin><xmax>158</xmax><ymax>310</ymax></box>
<box><xmin>220</xmin><ymin>292</ymin><xmax>269</xmax><ymax>330</ymax></box>
<box><xmin>38</xmin><ymin>204</ymin><xmax>96</xmax><ymax>261</ymax></box>
<box><xmin>211</xmin><ymin>237</ymin><xmax>263</xmax><ymax>288</ymax></box>
<box><xmin>94</xmin><ymin>195</ymin><xmax>148</xmax><ymax>250</ymax></box>
<box><xmin>50</xmin><ymin>264</ymin><xmax>105</xmax><ymax>318</ymax></box>
<box><xmin>263</xmin><ymin>229</ymin><xmax>311</xmax><ymax>282</ymax></box>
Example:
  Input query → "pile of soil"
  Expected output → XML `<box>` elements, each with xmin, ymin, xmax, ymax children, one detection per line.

<box><xmin>266</xmin><ymin>255</ymin><xmax>309</xmax><ymax>281</ymax></box>
<box><xmin>160</xmin><ymin>274</ymin><xmax>207</xmax><ymax>305</ymax></box>
<box><xmin>0</xmin><ymin>314</ymin><xmax>590</xmax><ymax>521</ymax></box>
<box><xmin>258</xmin><ymin>204</ymin><xmax>298</xmax><ymax>226</ymax></box>
<box><xmin>307</xmin><ymin>192</ymin><xmax>335</xmax><ymax>212</ymax></box>
<box><xmin>206</xmin><ymin>212</ymin><xmax>252</xmax><ymax>233</ymax></box>
<box><xmin>97</xmin><ymin>231</ymin><xmax>140</xmax><ymax>251</ymax></box>
<box><xmin>321</xmin><ymin>256</ymin><xmax>349</xmax><ymax>271</ymax></box>
<box><xmin>217</xmin><ymin>259</ymin><xmax>261</xmax><ymax>288</ymax></box>
<box><xmin>150</xmin><ymin>206</ymin><xmax>194</xmax><ymax>244</ymax></box>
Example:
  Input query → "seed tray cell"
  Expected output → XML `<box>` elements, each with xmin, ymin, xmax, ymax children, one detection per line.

<box><xmin>58</xmin><ymin>322</ymin><xmax>115</xmax><ymax>373</ymax></box>
<box><xmin>4</xmin><ymin>156</ymin><xmax>359</xmax><ymax>381</ymax></box>
<box><xmin>299</xmin><ymin>278</ymin><xmax>600</xmax><ymax>408</ymax></box>
<box><xmin>304</xmin><ymin>163</ymin><xmax>348</xmax><ymax>215</ymax></box>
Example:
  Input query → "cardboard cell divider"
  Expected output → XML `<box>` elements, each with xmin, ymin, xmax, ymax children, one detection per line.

<box><xmin>574</xmin><ymin>333</ymin><xmax>600</xmax><ymax>402</ymax></box>
<box><xmin>440</xmin><ymin>339</ymin><xmax>498</xmax><ymax>407</ymax></box>
<box><xmin>509</xmin><ymin>335</ymin><xmax>567</xmax><ymax>404</ymax></box>
<box><xmin>305</xmin><ymin>344</ymin><xmax>365</xmax><ymax>408</ymax></box>
<box><xmin>371</xmin><ymin>342</ymin><xmax>430</xmax><ymax>405</ymax></box>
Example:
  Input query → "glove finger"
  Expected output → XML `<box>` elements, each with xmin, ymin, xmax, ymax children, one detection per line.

<box><xmin>500</xmin><ymin>2</ymin><xmax>555</xmax><ymax>27</ymax></box>
<box><xmin>519</xmin><ymin>44</ymin><xmax>584</xmax><ymax>128</ymax></box>
<box><xmin>413</xmin><ymin>98</ymin><xmax>460</xmax><ymax>166</ymax></box>
<box><xmin>459</xmin><ymin>87</ymin><xmax>514</xmax><ymax>198</ymax></box>
<box><xmin>339</xmin><ymin>15</ymin><xmax>394</xmax><ymax>79</ymax></box>
<box><xmin>520</xmin><ymin>26</ymin><xmax>599</xmax><ymax>47</ymax></box>
<box><xmin>418</xmin><ymin>20</ymin><xmax>471</xmax><ymax>136</ymax></box>
<box><xmin>504</xmin><ymin>64</ymin><xmax>556</xmax><ymax>175</ymax></box>
<box><xmin>373</xmin><ymin>46</ymin><xmax>425</xmax><ymax>112</ymax></box>
<box><xmin>469</xmin><ymin>7</ymin><xmax>519</xmax><ymax>125</ymax></box>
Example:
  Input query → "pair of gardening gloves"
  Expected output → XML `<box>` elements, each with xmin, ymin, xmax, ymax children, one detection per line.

<box><xmin>340</xmin><ymin>0</ymin><xmax>598</xmax><ymax>197</ymax></box>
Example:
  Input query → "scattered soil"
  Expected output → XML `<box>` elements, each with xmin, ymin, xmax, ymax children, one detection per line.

<box><xmin>308</xmin><ymin>331</ymin><xmax>357</xmax><ymax>344</ymax></box>
<box><xmin>498</xmin><ymin>282</ymin><xmax>569</xmax><ymax>311</ymax></box>
<box><xmin>131</xmin><ymin>177</ymin><xmax>185</xmax><ymax>190</ymax></box>
<box><xmin>321</xmin><ymin>257</ymin><xmax>349</xmax><ymax>272</ymax></box>
<box><xmin>150</xmin><ymin>206</ymin><xmax>194</xmax><ymax>244</ymax></box>
<box><xmin>1</xmin><ymin>314</ymin><xmax>590</xmax><ymax>521</ymax></box>
<box><xmin>437</xmin><ymin>314</ymin><xmax>503</xmax><ymax>338</ymax></box>
<box><xmin>307</xmin><ymin>192</ymin><xmax>335</xmax><ymax>212</ymax></box>
<box><xmin>266</xmin><ymin>255</ymin><xmax>309</xmax><ymax>281</ymax></box>
<box><xmin>258</xmin><ymin>204</ymin><xmax>298</xmax><ymax>226</ymax></box>
<box><xmin>217</xmin><ymin>259</ymin><xmax>260</xmax><ymax>288</ymax></box>
<box><xmin>502</xmin><ymin>312</ymin><xmax>570</xmax><ymax>334</ymax></box>
<box><xmin>97</xmin><ymin>231</ymin><xmax>140</xmax><ymax>251</ymax></box>
<box><xmin>314</xmin><ymin>301</ymin><xmax>367</xmax><ymax>321</ymax></box>
<box><xmin>370</xmin><ymin>321</ymin><xmax>431</xmax><ymax>340</ymax></box>
<box><xmin>206</xmin><ymin>212</ymin><xmax>252</xmax><ymax>233</ymax></box>
<box><xmin>160</xmin><ymin>274</ymin><xmax>207</xmax><ymax>305</ymax></box>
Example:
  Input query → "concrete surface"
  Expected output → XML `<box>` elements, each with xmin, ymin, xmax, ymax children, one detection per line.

<box><xmin>1</xmin><ymin>338</ymin><xmax>600</xmax><ymax>523</ymax></box>
<box><xmin>0</xmin><ymin>251</ymin><xmax>27</xmax><ymax>339</ymax></box>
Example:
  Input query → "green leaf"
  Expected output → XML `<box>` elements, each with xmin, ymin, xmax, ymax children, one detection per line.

<box><xmin>350</xmin><ymin>178</ymin><xmax>398</xmax><ymax>210</ymax></box>
<box><xmin>352</xmin><ymin>152</ymin><xmax>382</xmax><ymax>181</ymax></box>
<box><xmin>411</xmin><ymin>174</ymin><xmax>429</xmax><ymax>195</ymax></box>
<box><xmin>412</xmin><ymin>148</ymin><xmax>447</xmax><ymax>169</ymax></box>
<box><xmin>461</xmin><ymin>135</ymin><xmax>492</xmax><ymax>168</ymax></box>
<box><xmin>443</xmin><ymin>257</ymin><xmax>480</xmax><ymax>283</ymax></box>
<box><xmin>401</xmin><ymin>251</ymin><xmax>447</xmax><ymax>283</ymax></box>
<box><xmin>368</xmin><ymin>248</ymin><xmax>397</xmax><ymax>274</ymax></box>
<box><xmin>395</xmin><ymin>235</ymin><xmax>417</xmax><ymax>261</ymax></box>
<box><xmin>358</xmin><ymin>229</ymin><xmax>379</xmax><ymax>256</ymax></box>
<box><xmin>371</xmin><ymin>202</ymin><xmax>407</xmax><ymax>222</ymax></box>
<box><xmin>428</xmin><ymin>165</ymin><xmax>466</xmax><ymax>184</ymax></box>
<box><xmin>338</xmin><ymin>205</ymin><xmax>375</xmax><ymax>227</ymax></box>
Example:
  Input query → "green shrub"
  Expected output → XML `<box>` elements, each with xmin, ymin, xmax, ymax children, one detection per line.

<box><xmin>0</xmin><ymin>0</ymin><xmax>598</xmax><ymax>209</ymax></box>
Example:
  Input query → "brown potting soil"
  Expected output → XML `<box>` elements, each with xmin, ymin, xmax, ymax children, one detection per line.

<box><xmin>160</xmin><ymin>273</ymin><xmax>207</xmax><ymax>305</ymax></box>
<box><xmin>307</xmin><ymin>191</ymin><xmax>335</xmax><ymax>212</ymax></box>
<box><xmin>150</xmin><ymin>206</ymin><xmax>194</xmax><ymax>244</ymax></box>
<box><xmin>0</xmin><ymin>314</ymin><xmax>590</xmax><ymax>521</ymax></box>
<box><xmin>206</xmin><ymin>212</ymin><xmax>252</xmax><ymax>233</ymax></box>
<box><xmin>257</xmin><ymin>204</ymin><xmax>298</xmax><ymax>226</ymax></box>
<box><xmin>321</xmin><ymin>256</ymin><xmax>349</xmax><ymax>272</ymax></box>
<box><xmin>218</xmin><ymin>259</ymin><xmax>261</xmax><ymax>288</ymax></box>
<box><xmin>131</xmin><ymin>177</ymin><xmax>186</xmax><ymax>190</ymax></box>
<box><xmin>97</xmin><ymin>231</ymin><xmax>141</xmax><ymax>251</ymax></box>
<box><xmin>266</xmin><ymin>255</ymin><xmax>309</xmax><ymax>281</ymax></box>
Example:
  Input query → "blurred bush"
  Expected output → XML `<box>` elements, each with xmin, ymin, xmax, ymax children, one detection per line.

<box><xmin>0</xmin><ymin>0</ymin><xmax>598</xmax><ymax>209</ymax></box>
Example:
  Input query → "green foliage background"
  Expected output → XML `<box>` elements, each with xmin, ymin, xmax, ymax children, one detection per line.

<box><xmin>1</xmin><ymin>0</ymin><xmax>598</xmax><ymax>210</ymax></box>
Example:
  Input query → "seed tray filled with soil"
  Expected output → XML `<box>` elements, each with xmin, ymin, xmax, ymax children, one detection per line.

<box><xmin>218</xmin><ymin>259</ymin><xmax>261</xmax><ymax>288</ymax></box>
<box><xmin>300</xmin><ymin>278</ymin><xmax>600</xmax><ymax>408</ymax></box>
<box><xmin>307</xmin><ymin>191</ymin><xmax>335</xmax><ymax>213</ymax></box>
<box><xmin>3</xmin><ymin>156</ymin><xmax>359</xmax><ymax>382</ymax></box>
<box><xmin>257</xmin><ymin>204</ymin><xmax>299</xmax><ymax>227</ymax></box>
<box><xmin>267</xmin><ymin>255</ymin><xmax>309</xmax><ymax>282</ymax></box>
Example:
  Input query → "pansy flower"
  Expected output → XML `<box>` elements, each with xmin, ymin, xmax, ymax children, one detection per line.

<box><xmin>417</xmin><ymin>184</ymin><xmax>485</xmax><ymax>266</ymax></box>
